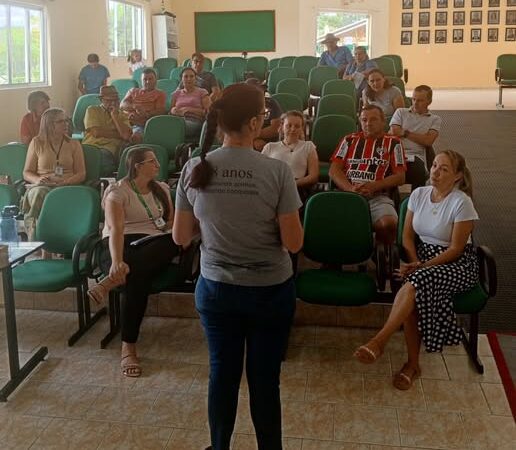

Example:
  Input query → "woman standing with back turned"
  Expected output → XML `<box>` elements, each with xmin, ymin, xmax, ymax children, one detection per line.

<box><xmin>173</xmin><ymin>84</ymin><xmax>303</xmax><ymax>450</ymax></box>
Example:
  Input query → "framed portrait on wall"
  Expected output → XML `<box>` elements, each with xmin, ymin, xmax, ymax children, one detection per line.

<box><xmin>420</xmin><ymin>0</ymin><xmax>431</xmax><ymax>7</ymax></box>
<box><xmin>488</xmin><ymin>11</ymin><xmax>500</xmax><ymax>24</ymax></box>
<box><xmin>507</xmin><ymin>11</ymin><xmax>516</xmax><ymax>25</ymax></box>
<box><xmin>454</xmin><ymin>0</ymin><xmax>465</xmax><ymax>6</ymax></box>
<box><xmin>471</xmin><ymin>0</ymin><xmax>482</xmax><ymax>6</ymax></box>
<box><xmin>471</xmin><ymin>11</ymin><xmax>483</xmax><ymax>24</ymax></box>
<box><xmin>436</xmin><ymin>11</ymin><xmax>448</xmax><ymax>25</ymax></box>
<box><xmin>471</xmin><ymin>28</ymin><xmax>482</xmax><ymax>41</ymax></box>
<box><xmin>507</xmin><ymin>0</ymin><xmax>516</xmax><ymax>6</ymax></box>
<box><xmin>506</xmin><ymin>28</ymin><xmax>516</xmax><ymax>41</ymax></box>
<box><xmin>454</xmin><ymin>11</ymin><xmax>466</xmax><ymax>25</ymax></box>
<box><xmin>437</xmin><ymin>0</ymin><xmax>449</xmax><ymax>7</ymax></box>
<box><xmin>488</xmin><ymin>0</ymin><xmax>500</xmax><ymax>6</ymax></box>
<box><xmin>420</xmin><ymin>12</ymin><xmax>431</xmax><ymax>26</ymax></box>
<box><xmin>401</xmin><ymin>30</ymin><xmax>413</xmax><ymax>45</ymax></box>
<box><xmin>402</xmin><ymin>0</ymin><xmax>414</xmax><ymax>9</ymax></box>
<box><xmin>402</xmin><ymin>13</ymin><xmax>413</xmax><ymax>27</ymax></box>
<box><xmin>453</xmin><ymin>28</ymin><xmax>464</xmax><ymax>42</ymax></box>
<box><xmin>435</xmin><ymin>29</ymin><xmax>448</xmax><ymax>43</ymax></box>
<box><xmin>487</xmin><ymin>28</ymin><xmax>499</xmax><ymax>41</ymax></box>
<box><xmin>418</xmin><ymin>29</ymin><xmax>430</xmax><ymax>43</ymax></box>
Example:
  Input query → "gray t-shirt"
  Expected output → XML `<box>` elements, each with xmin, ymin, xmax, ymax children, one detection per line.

<box><xmin>389</xmin><ymin>108</ymin><xmax>442</xmax><ymax>166</ymax></box>
<box><xmin>176</xmin><ymin>147</ymin><xmax>302</xmax><ymax>286</ymax></box>
<box><xmin>363</xmin><ymin>86</ymin><xmax>402</xmax><ymax>117</ymax></box>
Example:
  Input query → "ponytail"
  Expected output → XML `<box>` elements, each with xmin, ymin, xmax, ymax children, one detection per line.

<box><xmin>189</xmin><ymin>105</ymin><xmax>218</xmax><ymax>189</ymax></box>
<box><xmin>459</xmin><ymin>166</ymin><xmax>473</xmax><ymax>199</ymax></box>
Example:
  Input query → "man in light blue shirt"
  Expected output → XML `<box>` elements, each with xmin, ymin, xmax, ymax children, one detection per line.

<box><xmin>343</xmin><ymin>46</ymin><xmax>378</xmax><ymax>95</ymax></box>
<box><xmin>318</xmin><ymin>33</ymin><xmax>353</xmax><ymax>76</ymax></box>
<box><xmin>78</xmin><ymin>53</ymin><xmax>110</xmax><ymax>95</ymax></box>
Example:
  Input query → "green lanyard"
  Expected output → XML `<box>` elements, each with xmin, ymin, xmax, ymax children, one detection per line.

<box><xmin>129</xmin><ymin>180</ymin><xmax>162</xmax><ymax>221</ymax></box>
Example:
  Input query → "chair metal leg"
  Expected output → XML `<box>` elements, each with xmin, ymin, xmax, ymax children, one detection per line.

<box><xmin>100</xmin><ymin>291</ymin><xmax>121</xmax><ymax>349</ymax></box>
<box><xmin>460</xmin><ymin>312</ymin><xmax>484</xmax><ymax>374</ymax></box>
<box><xmin>497</xmin><ymin>86</ymin><xmax>504</xmax><ymax>108</ymax></box>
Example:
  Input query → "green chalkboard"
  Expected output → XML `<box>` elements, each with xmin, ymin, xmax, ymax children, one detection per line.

<box><xmin>195</xmin><ymin>11</ymin><xmax>275</xmax><ymax>53</ymax></box>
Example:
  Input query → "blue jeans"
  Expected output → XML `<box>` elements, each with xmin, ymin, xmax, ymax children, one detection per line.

<box><xmin>195</xmin><ymin>275</ymin><xmax>296</xmax><ymax>450</ymax></box>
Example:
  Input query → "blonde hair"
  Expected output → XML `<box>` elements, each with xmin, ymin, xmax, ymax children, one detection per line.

<box><xmin>35</xmin><ymin>107</ymin><xmax>68</xmax><ymax>143</ymax></box>
<box><xmin>128</xmin><ymin>49</ymin><xmax>142</xmax><ymax>63</ymax></box>
<box><xmin>438</xmin><ymin>149</ymin><xmax>473</xmax><ymax>198</ymax></box>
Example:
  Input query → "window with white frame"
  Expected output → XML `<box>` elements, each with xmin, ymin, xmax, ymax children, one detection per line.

<box><xmin>0</xmin><ymin>2</ymin><xmax>47</xmax><ymax>87</ymax></box>
<box><xmin>108</xmin><ymin>0</ymin><xmax>144</xmax><ymax>58</ymax></box>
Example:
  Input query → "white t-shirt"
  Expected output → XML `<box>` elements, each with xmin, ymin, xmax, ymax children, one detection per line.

<box><xmin>262</xmin><ymin>140</ymin><xmax>317</xmax><ymax>180</ymax></box>
<box><xmin>408</xmin><ymin>186</ymin><xmax>479</xmax><ymax>247</ymax></box>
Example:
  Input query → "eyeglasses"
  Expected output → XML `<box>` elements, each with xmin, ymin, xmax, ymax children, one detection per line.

<box><xmin>137</xmin><ymin>158</ymin><xmax>160</xmax><ymax>166</ymax></box>
<box><xmin>258</xmin><ymin>110</ymin><xmax>271</xmax><ymax>120</ymax></box>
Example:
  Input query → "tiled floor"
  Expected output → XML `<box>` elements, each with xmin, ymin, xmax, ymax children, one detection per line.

<box><xmin>0</xmin><ymin>309</ymin><xmax>514</xmax><ymax>450</ymax></box>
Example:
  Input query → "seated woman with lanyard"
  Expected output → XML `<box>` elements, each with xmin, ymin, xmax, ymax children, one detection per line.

<box><xmin>22</xmin><ymin>107</ymin><xmax>86</xmax><ymax>240</ymax></box>
<box><xmin>354</xmin><ymin>150</ymin><xmax>479</xmax><ymax>390</ymax></box>
<box><xmin>173</xmin><ymin>83</ymin><xmax>303</xmax><ymax>450</ymax></box>
<box><xmin>88</xmin><ymin>147</ymin><xmax>177</xmax><ymax>377</ymax></box>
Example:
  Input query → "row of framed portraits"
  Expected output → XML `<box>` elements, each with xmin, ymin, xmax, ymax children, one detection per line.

<box><xmin>403</xmin><ymin>0</ymin><xmax>516</xmax><ymax>8</ymax></box>
<box><xmin>401</xmin><ymin>27</ymin><xmax>516</xmax><ymax>43</ymax></box>
<box><xmin>403</xmin><ymin>10</ymin><xmax>516</xmax><ymax>26</ymax></box>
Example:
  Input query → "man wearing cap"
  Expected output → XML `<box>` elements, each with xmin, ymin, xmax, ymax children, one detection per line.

<box><xmin>318</xmin><ymin>33</ymin><xmax>353</xmax><ymax>76</ymax></box>
<box><xmin>83</xmin><ymin>85</ymin><xmax>133</xmax><ymax>176</ymax></box>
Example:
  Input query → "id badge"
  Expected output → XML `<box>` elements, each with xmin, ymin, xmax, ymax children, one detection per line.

<box><xmin>154</xmin><ymin>217</ymin><xmax>166</xmax><ymax>230</ymax></box>
<box><xmin>54</xmin><ymin>165</ymin><xmax>64</xmax><ymax>177</ymax></box>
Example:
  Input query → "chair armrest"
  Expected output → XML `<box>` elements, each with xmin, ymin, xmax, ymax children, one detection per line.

<box><xmin>495</xmin><ymin>68</ymin><xmax>501</xmax><ymax>82</ymax></box>
<box><xmin>403</xmin><ymin>69</ymin><xmax>408</xmax><ymax>84</ymax></box>
<box><xmin>72</xmin><ymin>232</ymin><xmax>102</xmax><ymax>278</ymax></box>
<box><xmin>477</xmin><ymin>245</ymin><xmax>497</xmax><ymax>297</ymax></box>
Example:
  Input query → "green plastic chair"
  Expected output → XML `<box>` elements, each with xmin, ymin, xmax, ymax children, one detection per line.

<box><xmin>156</xmin><ymin>79</ymin><xmax>179</xmax><ymax>110</ymax></box>
<box><xmin>276</xmin><ymin>78</ymin><xmax>309</xmax><ymax>110</ymax></box>
<box><xmin>117</xmin><ymin>144</ymin><xmax>170</xmax><ymax>181</ymax></box>
<box><xmin>71</xmin><ymin>94</ymin><xmax>102</xmax><ymax>140</ymax></box>
<box><xmin>0</xmin><ymin>143</ymin><xmax>28</xmax><ymax>183</ymax></box>
<box><xmin>267</xmin><ymin>67</ymin><xmax>297</xmax><ymax>95</ymax></box>
<box><xmin>143</xmin><ymin>115</ymin><xmax>186</xmax><ymax>173</ymax></box>
<box><xmin>81</xmin><ymin>144</ymin><xmax>103</xmax><ymax>182</ymax></box>
<box><xmin>182</xmin><ymin>58</ymin><xmax>191</xmax><ymax>67</ymax></box>
<box><xmin>268</xmin><ymin>58</ymin><xmax>281</xmax><ymax>70</ymax></box>
<box><xmin>202</xmin><ymin>58</ymin><xmax>213</xmax><ymax>71</ymax></box>
<box><xmin>321</xmin><ymin>79</ymin><xmax>357</xmax><ymax>100</ymax></box>
<box><xmin>222</xmin><ymin>57</ymin><xmax>247</xmax><ymax>82</ymax></box>
<box><xmin>271</xmin><ymin>93</ymin><xmax>303</xmax><ymax>114</ymax></box>
<box><xmin>278</xmin><ymin>56</ymin><xmax>296</xmax><ymax>68</ymax></box>
<box><xmin>387</xmin><ymin>76</ymin><xmax>411</xmax><ymax>107</ymax></box>
<box><xmin>214</xmin><ymin>56</ymin><xmax>229</xmax><ymax>68</ymax></box>
<box><xmin>246</xmin><ymin>56</ymin><xmax>268</xmax><ymax>81</ymax></box>
<box><xmin>316</xmin><ymin>94</ymin><xmax>357</xmax><ymax>121</ymax></box>
<box><xmin>169</xmin><ymin>67</ymin><xmax>183</xmax><ymax>83</ymax></box>
<box><xmin>111</xmin><ymin>79</ymin><xmax>138</xmax><ymax>99</ymax></box>
<box><xmin>153</xmin><ymin>57</ymin><xmax>178</xmax><ymax>79</ymax></box>
<box><xmin>211</xmin><ymin>67</ymin><xmax>236</xmax><ymax>88</ymax></box>
<box><xmin>292</xmin><ymin>56</ymin><xmax>319</xmax><ymax>81</ymax></box>
<box><xmin>370</xmin><ymin>57</ymin><xmax>397</xmax><ymax>78</ymax></box>
<box><xmin>395</xmin><ymin>197</ymin><xmax>497</xmax><ymax>373</ymax></box>
<box><xmin>308</xmin><ymin>66</ymin><xmax>339</xmax><ymax>115</ymax></box>
<box><xmin>296</xmin><ymin>191</ymin><xmax>378</xmax><ymax>307</ymax></box>
<box><xmin>382</xmin><ymin>54</ymin><xmax>407</xmax><ymax>81</ymax></box>
<box><xmin>495</xmin><ymin>54</ymin><xmax>516</xmax><ymax>108</ymax></box>
<box><xmin>199</xmin><ymin>121</ymin><xmax>223</xmax><ymax>149</ymax></box>
<box><xmin>0</xmin><ymin>185</ymin><xmax>19</xmax><ymax>210</ymax></box>
<box><xmin>12</xmin><ymin>186</ymin><xmax>106</xmax><ymax>346</ymax></box>
<box><xmin>311</xmin><ymin>114</ymin><xmax>357</xmax><ymax>182</ymax></box>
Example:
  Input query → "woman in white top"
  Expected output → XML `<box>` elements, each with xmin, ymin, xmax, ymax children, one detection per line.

<box><xmin>362</xmin><ymin>69</ymin><xmax>405</xmax><ymax>118</ymax></box>
<box><xmin>262</xmin><ymin>111</ymin><xmax>319</xmax><ymax>201</ymax></box>
<box><xmin>91</xmin><ymin>147</ymin><xmax>177</xmax><ymax>377</ymax></box>
<box><xmin>354</xmin><ymin>150</ymin><xmax>479</xmax><ymax>390</ymax></box>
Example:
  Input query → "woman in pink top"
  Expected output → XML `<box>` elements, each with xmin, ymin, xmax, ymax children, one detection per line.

<box><xmin>170</xmin><ymin>67</ymin><xmax>211</xmax><ymax>142</ymax></box>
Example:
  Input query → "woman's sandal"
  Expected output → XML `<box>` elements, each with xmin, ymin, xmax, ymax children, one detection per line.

<box><xmin>87</xmin><ymin>276</ymin><xmax>119</xmax><ymax>305</ymax></box>
<box><xmin>354</xmin><ymin>340</ymin><xmax>383</xmax><ymax>364</ymax></box>
<box><xmin>393</xmin><ymin>363</ymin><xmax>421</xmax><ymax>390</ymax></box>
<box><xmin>120</xmin><ymin>354</ymin><xmax>142</xmax><ymax>378</ymax></box>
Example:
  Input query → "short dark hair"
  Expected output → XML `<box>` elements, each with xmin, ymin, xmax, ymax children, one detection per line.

<box><xmin>191</xmin><ymin>52</ymin><xmax>204</xmax><ymax>61</ymax></box>
<box><xmin>87</xmin><ymin>53</ymin><xmax>99</xmax><ymax>63</ymax></box>
<box><xmin>413</xmin><ymin>85</ymin><xmax>433</xmax><ymax>102</ymax></box>
<box><xmin>360</xmin><ymin>104</ymin><xmax>385</xmax><ymax>121</ymax></box>
<box><xmin>142</xmin><ymin>67</ymin><xmax>157</xmax><ymax>77</ymax></box>
<box><xmin>27</xmin><ymin>91</ymin><xmax>50</xmax><ymax>112</ymax></box>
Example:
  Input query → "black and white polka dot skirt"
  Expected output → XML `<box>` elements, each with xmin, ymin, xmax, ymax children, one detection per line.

<box><xmin>406</xmin><ymin>242</ymin><xmax>479</xmax><ymax>353</ymax></box>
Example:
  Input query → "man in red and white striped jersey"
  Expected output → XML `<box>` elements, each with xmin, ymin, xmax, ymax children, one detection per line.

<box><xmin>329</xmin><ymin>105</ymin><xmax>406</xmax><ymax>244</ymax></box>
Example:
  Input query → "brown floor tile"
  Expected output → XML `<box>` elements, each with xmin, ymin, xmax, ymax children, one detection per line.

<box><xmin>294</xmin><ymin>302</ymin><xmax>337</xmax><ymax>326</ymax></box>
<box><xmin>390</xmin><ymin>350</ymin><xmax>449</xmax><ymax>380</ymax></box>
<box><xmin>364</xmin><ymin>376</ymin><xmax>425</xmax><ymax>409</ymax></box>
<box><xmin>306</xmin><ymin>371</ymin><xmax>363</xmax><ymax>404</ymax></box>
<box><xmin>315</xmin><ymin>326</ymin><xmax>376</xmax><ymax>349</ymax></box>
<box><xmin>133</xmin><ymin>360</ymin><xmax>201</xmax><ymax>392</ymax></box>
<box><xmin>284</xmin><ymin>346</ymin><xmax>339</xmax><ymax>372</ymax></box>
<box><xmin>444</xmin><ymin>354</ymin><xmax>501</xmax><ymax>383</ymax></box>
<box><xmin>145</xmin><ymin>392</ymin><xmax>207</xmax><ymax>429</ymax></box>
<box><xmin>280</xmin><ymin>367</ymin><xmax>308</xmax><ymax>401</ymax></box>
<box><xmin>282</xmin><ymin>400</ymin><xmax>334</xmax><ymax>440</ymax></box>
<box><xmin>0</xmin><ymin>412</ymin><xmax>51</xmax><ymax>449</ymax></box>
<box><xmin>290</xmin><ymin>325</ymin><xmax>317</xmax><ymax>346</ymax></box>
<box><xmin>480</xmin><ymin>382</ymin><xmax>513</xmax><ymax>416</ymax></box>
<box><xmin>422</xmin><ymin>378</ymin><xmax>489</xmax><ymax>412</ymax></box>
<box><xmin>336</xmin><ymin>305</ymin><xmax>385</xmax><ymax>328</ymax></box>
<box><xmin>461</xmin><ymin>412</ymin><xmax>516</xmax><ymax>450</ymax></box>
<box><xmin>30</xmin><ymin>417</ymin><xmax>109</xmax><ymax>449</ymax></box>
<box><xmin>337</xmin><ymin>348</ymin><xmax>392</xmax><ymax>377</ymax></box>
<box><xmin>232</xmin><ymin>434</ymin><xmax>302</xmax><ymax>450</ymax></box>
<box><xmin>165</xmin><ymin>428</ymin><xmax>211</xmax><ymax>450</ymax></box>
<box><xmin>98</xmin><ymin>422</ymin><xmax>173</xmax><ymax>449</ymax></box>
<box><xmin>398</xmin><ymin>409</ymin><xmax>468</xmax><ymax>448</ymax></box>
<box><xmin>301</xmin><ymin>441</ymin><xmax>369</xmax><ymax>450</ymax></box>
<box><xmin>333</xmin><ymin>404</ymin><xmax>400</xmax><ymax>446</ymax></box>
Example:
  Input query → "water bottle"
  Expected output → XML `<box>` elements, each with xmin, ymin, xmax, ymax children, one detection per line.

<box><xmin>0</xmin><ymin>205</ymin><xmax>19</xmax><ymax>242</ymax></box>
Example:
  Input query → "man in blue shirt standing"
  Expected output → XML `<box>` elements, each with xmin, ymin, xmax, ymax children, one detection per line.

<box><xmin>78</xmin><ymin>53</ymin><xmax>110</xmax><ymax>95</ymax></box>
<box><xmin>318</xmin><ymin>33</ymin><xmax>353</xmax><ymax>77</ymax></box>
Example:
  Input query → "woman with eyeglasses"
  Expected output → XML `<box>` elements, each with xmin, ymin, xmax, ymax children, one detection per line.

<box><xmin>91</xmin><ymin>147</ymin><xmax>177</xmax><ymax>377</ymax></box>
<box><xmin>173</xmin><ymin>84</ymin><xmax>303</xmax><ymax>450</ymax></box>
<box><xmin>22</xmin><ymin>107</ymin><xmax>86</xmax><ymax>240</ymax></box>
